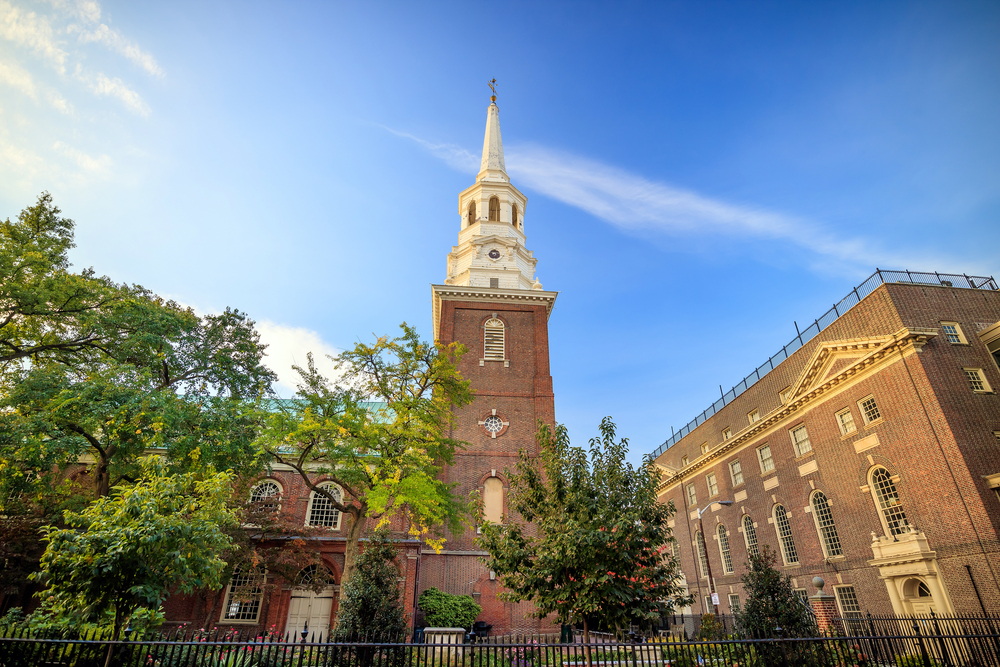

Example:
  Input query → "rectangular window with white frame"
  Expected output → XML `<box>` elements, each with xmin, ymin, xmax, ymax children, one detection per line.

<box><xmin>793</xmin><ymin>588</ymin><xmax>808</xmax><ymax>603</ymax></box>
<box><xmin>790</xmin><ymin>425</ymin><xmax>812</xmax><ymax>457</ymax></box>
<box><xmin>748</xmin><ymin>409</ymin><xmax>759</xmax><ymax>424</ymax></box>
<box><xmin>835</xmin><ymin>408</ymin><xmax>856</xmax><ymax>436</ymax></box>
<box><xmin>681</xmin><ymin>455</ymin><xmax>689</xmax><ymax>467</ymax></box>
<box><xmin>757</xmin><ymin>444</ymin><xmax>774</xmax><ymax>473</ymax></box>
<box><xmin>729</xmin><ymin>459</ymin><xmax>744</xmax><ymax>486</ymax></box>
<box><xmin>686</xmin><ymin>484</ymin><xmax>697</xmax><ymax>507</ymax></box>
<box><xmin>701</xmin><ymin>442</ymin><xmax>710</xmax><ymax>455</ymax></box>
<box><xmin>858</xmin><ymin>395</ymin><xmax>881</xmax><ymax>425</ymax></box>
<box><xmin>964</xmin><ymin>368</ymin><xmax>993</xmax><ymax>394</ymax></box>
<box><xmin>941</xmin><ymin>321</ymin><xmax>967</xmax><ymax>344</ymax></box>
<box><xmin>221</xmin><ymin>569</ymin><xmax>265</xmax><ymax>623</ymax></box>
<box><xmin>722</xmin><ymin>428</ymin><xmax>732</xmax><ymax>441</ymax></box>
<box><xmin>834</xmin><ymin>585</ymin><xmax>862</xmax><ymax>617</ymax></box>
<box><xmin>779</xmin><ymin>387</ymin><xmax>792</xmax><ymax>404</ymax></box>
<box><xmin>728</xmin><ymin>593</ymin><xmax>741</xmax><ymax>612</ymax></box>
<box><xmin>706</xmin><ymin>472</ymin><xmax>718</xmax><ymax>497</ymax></box>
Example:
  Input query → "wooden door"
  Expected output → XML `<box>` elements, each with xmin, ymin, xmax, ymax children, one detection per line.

<box><xmin>286</xmin><ymin>587</ymin><xmax>335</xmax><ymax>641</ymax></box>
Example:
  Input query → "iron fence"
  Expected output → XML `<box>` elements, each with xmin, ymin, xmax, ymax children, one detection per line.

<box><xmin>836</xmin><ymin>612</ymin><xmax>1000</xmax><ymax>667</ymax></box>
<box><xmin>651</xmin><ymin>268</ymin><xmax>999</xmax><ymax>458</ymax></box>
<box><xmin>3</xmin><ymin>622</ymin><xmax>1000</xmax><ymax>667</ymax></box>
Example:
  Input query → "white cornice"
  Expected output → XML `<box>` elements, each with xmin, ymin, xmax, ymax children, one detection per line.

<box><xmin>431</xmin><ymin>284</ymin><xmax>557</xmax><ymax>341</ymax></box>
<box><xmin>656</xmin><ymin>327</ymin><xmax>938</xmax><ymax>492</ymax></box>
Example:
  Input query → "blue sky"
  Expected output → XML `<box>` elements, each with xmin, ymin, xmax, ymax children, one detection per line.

<box><xmin>2</xmin><ymin>1</ymin><xmax>998</xmax><ymax>464</ymax></box>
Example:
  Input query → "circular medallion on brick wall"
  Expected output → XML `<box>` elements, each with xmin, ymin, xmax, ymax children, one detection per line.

<box><xmin>478</xmin><ymin>409</ymin><xmax>509</xmax><ymax>439</ymax></box>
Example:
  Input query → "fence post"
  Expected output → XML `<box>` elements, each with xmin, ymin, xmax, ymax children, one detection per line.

<box><xmin>775</xmin><ymin>626</ymin><xmax>791</xmax><ymax>667</ymax></box>
<box><xmin>912</xmin><ymin>620</ymin><xmax>933</xmax><ymax>667</ymax></box>
<box><xmin>808</xmin><ymin>577</ymin><xmax>840</xmax><ymax>635</ymax></box>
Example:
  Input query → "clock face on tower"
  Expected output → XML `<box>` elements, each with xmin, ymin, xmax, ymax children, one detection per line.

<box><xmin>488</xmin><ymin>249</ymin><xmax>501</xmax><ymax>260</ymax></box>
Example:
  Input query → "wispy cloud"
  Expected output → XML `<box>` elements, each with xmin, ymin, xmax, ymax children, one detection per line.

<box><xmin>68</xmin><ymin>20</ymin><xmax>163</xmax><ymax>77</ymax></box>
<box><xmin>85</xmin><ymin>70</ymin><xmax>149</xmax><ymax>116</ymax></box>
<box><xmin>387</xmin><ymin>128</ymin><xmax>957</xmax><ymax>274</ymax></box>
<box><xmin>53</xmin><ymin>140</ymin><xmax>111</xmax><ymax>174</ymax></box>
<box><xmin>0</xmin><ymin>58</ymin><xmax>37</xmax><ymax>98</ymax></box>
<box><xmin>0</xmin><ymin>0</ymin><xmax>67</xmax><ymax>72</ymax></box>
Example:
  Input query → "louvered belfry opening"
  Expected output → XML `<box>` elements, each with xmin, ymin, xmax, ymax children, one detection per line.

<box><xmin>512</xmin><ymin>204</ymin><xmax>519</xmax><ymax>227</ymax></box>
<box><xmin>488</xmin><ymin>196</ymin><xmax>500</xmax><ymax>221</ymax></box>
<box><xmin>484</xmin><ymin>317</ymin><xmax>505</xmax><ymax>360</ymax></box>
<box><xmin>468</xmin><ymin>201</ymin><xmax>477</xmax><ymax>226</ymax></box>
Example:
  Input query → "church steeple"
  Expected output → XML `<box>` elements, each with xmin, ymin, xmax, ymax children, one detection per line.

<box><xmin>440</xmin><ymin>91</ymin><xmax>545</xmax><ymax>294</ymax></box>
<box><xmin>478</xmin><ymin>101</ymin><xmax>507</xmax><ymax>183</ymax></box>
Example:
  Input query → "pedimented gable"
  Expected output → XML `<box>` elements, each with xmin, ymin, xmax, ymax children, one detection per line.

<box><xmin>789</xmin><ymin>336</ymin><xmax>894</xmax><ymax>400</ymax></box>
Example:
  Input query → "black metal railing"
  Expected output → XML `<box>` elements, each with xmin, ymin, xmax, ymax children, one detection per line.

<box><xmin>651</xmin><ymin>268</ymin><xmax>998</xmax><ymax>458</ymax></box>
<box><xmin>3</xmin><ymin>620</ymin><xmax>999</xmax><ymax>667</ymax></box>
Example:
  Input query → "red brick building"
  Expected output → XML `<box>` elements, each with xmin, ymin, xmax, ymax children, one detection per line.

<box><xmin>423</xmin><ymin>93</ymin><xmax>557</xmax><ymax>634</ymax></box>
<box><xmin>161</xmin><ymin>94</ymin><xmax>557</xmax><ymax>637</ymax></box>
<box><xmin>652</xmin><ymin>271</ymin><xmax>1000</xmax><ymax>618</ymax></box>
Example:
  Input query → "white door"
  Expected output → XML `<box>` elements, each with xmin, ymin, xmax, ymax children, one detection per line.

<box><xmin>286</xmin><ymin>587</ymin><xmax>336</xmax><ymax>641</ymax></box>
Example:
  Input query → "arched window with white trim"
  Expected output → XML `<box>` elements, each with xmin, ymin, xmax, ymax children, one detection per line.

<box><xmin>742</xmin><ymin>514</ymin><xmax>759</xmax><ymax>558</ymax></box>
<box><xmin>484</xmin><ymin>318</ymin><xmax>505</xmax><ymax>360</ymax></box>
<box><xmin>306</xmin><ymin>482</ymin><xmax>342</xmax><ymax>529</ymax></box>
<box><xmin>773</xmin><ymin>504</ymin><xmax>799</xmax><ymax>565</ymax></box>
<box><xmin>512</xmin><ymin>204</ymin><xmax>519</xmax><ymax>228</ymax></box>
<box><xmin>247</xmin><ymin>479</ymin><xmax>282</xmax><ymax>524</ymax></box>
<box><xmin>483</xmin><ymin>476</ymin><xmax>503</xmax><ymax>524</ymax></box>
<box><xmin>717</xmin><ymin>524</ymin><xmax>733</xmax><ymax>574</ymax></box>
<box><xmin>488</xmin><ymin>196</ymin><xmax>500</xmax><ymax>221</ymax></box>
<box><xmin>870</xmin><ymin>467</ymin><xmax>908</xmax><ymax>536</ymax></box>
<box><xmin>467</xmin><ymin>201</ymin><xmax>477</xmax><ymax>226</ymax></box>
<box><xmin>810</xmin><ymin>490</ymin><xmax>843</xmax><ymax>558</ymax></box>
<box><xmin>695</xmin><ymin>530</ymin><xmax>709</xmax><ymax>579</ymax></box>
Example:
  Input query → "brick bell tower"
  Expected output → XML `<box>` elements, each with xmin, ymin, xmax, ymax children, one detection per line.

<box><xmin>422</xmin><ymin>89</ymin><xmax>558</xmax><ymax>634</ymax></box>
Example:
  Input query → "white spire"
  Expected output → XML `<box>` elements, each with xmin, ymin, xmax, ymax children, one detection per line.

<box><xmin>478</xmin><ymin>102</ymin><xmax>507</xmax><ymax>182</ymax></box>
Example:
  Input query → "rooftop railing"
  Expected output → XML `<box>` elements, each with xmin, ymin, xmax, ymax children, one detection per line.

<box><xmin>651</xmin><ymin>269</ymin><xmax>998</xmax><ymax>459</ymax></box>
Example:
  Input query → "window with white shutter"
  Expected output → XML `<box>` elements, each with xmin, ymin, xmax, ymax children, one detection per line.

<box><xmin>484</xmin><ymin>318</ymin><xmax>505</xmax><ymax>360</ymax></box>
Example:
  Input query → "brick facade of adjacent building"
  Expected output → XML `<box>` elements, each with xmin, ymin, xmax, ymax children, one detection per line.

<box><xmin>654</xmin><ymin>281</ymin><xmax>1000</xmax><ymax>618</ymax></box>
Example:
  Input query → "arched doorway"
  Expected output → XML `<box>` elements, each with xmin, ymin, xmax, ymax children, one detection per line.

<box><xmin>286</xmin><ymin>564</ymin><xmax>337</xmax><ymax>641</ymax></box>
<box><xmin>901</xmin><ymin>578</ymin><xmax>936</xmax><ymax>615</ymax></box>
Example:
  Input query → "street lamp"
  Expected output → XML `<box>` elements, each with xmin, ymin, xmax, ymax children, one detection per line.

<box><xmin>697</xmin><ymin>500</ymin><xmax>733</xmax><ymax>617</ymax></box>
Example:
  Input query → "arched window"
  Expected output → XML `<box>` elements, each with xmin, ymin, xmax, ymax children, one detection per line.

<box><xmin>718</xmin><ymin>524</ymin><xmax>733</xmax><ymax>574</ymax></box>
<box><xmin>295</xmin><ymin>564</ymin><xmax>334</xmax><ymax>588</ymax></box>
<box><xmin>488</xmin><ymin>196</ymin><xmax>500</xmax><ymax>221</ymax></box>
<box><xmin>695</xmin><ymin>531</ymin><xmax>709</xmax><ymax>579</ymax></box>
<box><xmin>306</xmin><ymin>482</ymin><xmax>342</xmax><ymax>529</ymax></box>
<box><xmin>483</xmin><ymin>477</ymin><xmax>503</xmax><ymax>524</ymax></box>
<box><xmin>248</xmin><ymin>479</ymin><xmax>282</xmax><ymax>522</ymax></box>
<box><xmin>468</xmin><ymin>201</ymin><xmax>477</xmax><ymax>226</ymax></box>
<box><xmin>810</xmin><ymin>490</ymin><xmax>843</xmax><ymax>558</ymax></box>
<box><xmin>773</xmin><ymin>504</ymin><xmax>799</xmax><ymax>565</ymax></box>
<box><xmin>870</xmin><ymin>467</ymin><xmax>908</xmax><ymax>536</ymax></box>
<box><xmin>742</xmin><ymin>514</ymin><xmax>759</xmax><ymax>558</ymax></box>
<box><xmin>484</xmin><ymin>318</ymin><xmax>505</xmax><ymax>361</ymax></box>
<box><xmin>512</xmin><ymin>204</ymin><xmax>519</xmax><ymax>228</ymax></box>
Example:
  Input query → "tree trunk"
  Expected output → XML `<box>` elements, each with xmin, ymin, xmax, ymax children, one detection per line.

<box><xmin>583</xmin><ymin>618</ymin><xmax>592</xmax><ymax>667</ymax></box>
<box><xmin>340</xmin><ymin>509</ymin><xmax>366</xmax><ymax>589</ymax></box>
<box><xmin>95</xmin><ymin>455</ymin><xmax>111</xmax><ymax>498</ymax></box>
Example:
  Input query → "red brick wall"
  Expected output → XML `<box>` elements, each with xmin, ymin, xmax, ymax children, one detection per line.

<box><xmin>426</xmin><ymin>297</ymin><xmax>558</xmax><ymax>634</ymax></box>
<box><xmin>659</xmin><ymin>284</ymin><xmax>1000</xmax><ymax>617</ymax></box>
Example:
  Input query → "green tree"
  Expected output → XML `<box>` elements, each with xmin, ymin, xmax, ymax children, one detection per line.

<box><xmin>0</xmin><ymin>195</ymin><xmax>276</xmax><ymax>503</ymax></box>
<box><xmin>735</xmin><ymin>545</ymin><xmax>818</xmax><ymax>639</ymax></box>
<box><xmin>334</xmin><ymin>528</ymin><xmax>409</xmax><ymax>640</ymax></box>
<box><xmin>417</xmin><ymin>588</ymin><xmax>481</xmax><ymax>630</ymax></box>
<box><xmin>735</xmin><ymin>545</ymin><xmax>819</xmax><ymax>665</ymax></box>
<box><xmin>34</xmin><ymin>456</ymin><xmax>239</xmax><ymax>637</ymax></box>
<box><xmin>477</xmin><ymin>417</ymin><xmax>691</xmax><ymax>655</ymax></box>
<box><xmin>257</xmin><ymin>324</ymin><xmax>473</xmax><ymax>588</ymax></box>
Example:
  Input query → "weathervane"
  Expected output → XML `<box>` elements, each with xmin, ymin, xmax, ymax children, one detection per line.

<box><xmin>489</xmin><ymin>78</ymin><xmax>497</xmax><ymax>102</ymax></box>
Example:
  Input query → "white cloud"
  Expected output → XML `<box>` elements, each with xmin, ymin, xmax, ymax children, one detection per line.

<box><xmin>53</xmin><ymin>140</ymin><xmax>111</xmax><ymax>173</ymax></box>
<box><xmin>387</xmin><ymin>128</ymin><xmax>958</xmax><ymax>274</ymax></box>
<box><xmin>0</xmin><ymin>0</ymin><xmax>67</xmax><ymax>72</ymax></box>
<box><xmin>0</xmin><ymin>58</ymin><xmax>37</xmax><ymax>98</ymax></box>
<box><xmin>70</xmin><ymin>23</ymin><xmax>163</xmax><ymax>77</ymax></box>
<box><xmin>86</xmin><ymin>70</ymin><xmax>149</xmax><ymax>115</ymax></box>
<box><xmin>257</xmin><ymin>320</ymin><xmax>342</xmax><ymax>395</ymax></box>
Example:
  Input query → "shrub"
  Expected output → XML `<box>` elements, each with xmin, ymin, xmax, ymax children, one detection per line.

<box><xmin>334</xmin><ymin>529</ymin><xmax>408</xmax><ymax>642</ymax></box>
<box><xmin>417</xmin><ymin>587</ymin><xmax>482</xmax><ymax>630</ymax></box>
